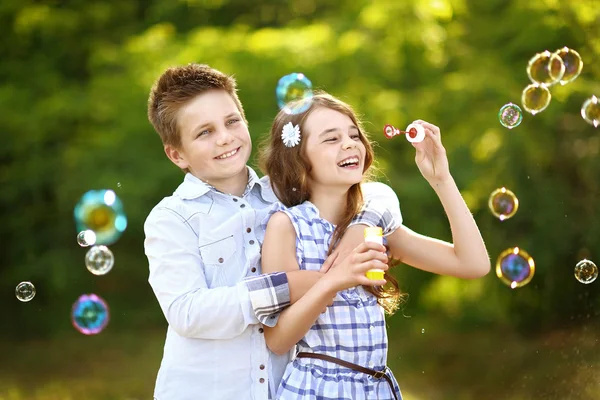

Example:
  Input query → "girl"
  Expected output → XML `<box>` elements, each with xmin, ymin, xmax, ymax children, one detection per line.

<box><xmin>259</xmin><ymin>93</ymin><xmax>490</xmax><ymax>399</ymax></box>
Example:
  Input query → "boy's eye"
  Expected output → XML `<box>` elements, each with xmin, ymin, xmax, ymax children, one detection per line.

<box><xmin>226</xmin><ymin>118</ymin><xmax>240</xmax><ymax>126</ymax></box>
<box><xmin>351</xmin><ymin>134</ymin><xmax>361</xmax><ymax>140</ymax></box>
<box><xmin>197</xmin><ymin>130</ymin><xmax>210</xmax><ymax>138</ymax></box>
<box><xmin>324</xmin><ymin>137</ymin><xmax>337</xmax><ymax>143</ymax></box>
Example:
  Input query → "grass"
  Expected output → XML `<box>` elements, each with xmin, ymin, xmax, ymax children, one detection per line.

<box><xmin>0</xmin><ymin>320</ymin><xmax>598</xmax><ymax>400</ymax></box>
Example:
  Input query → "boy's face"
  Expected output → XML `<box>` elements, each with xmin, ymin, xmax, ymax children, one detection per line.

<box><xmin>166</xmin><ymin>89</ymin><xmax>252</xmax><ymax>187</ymax></box>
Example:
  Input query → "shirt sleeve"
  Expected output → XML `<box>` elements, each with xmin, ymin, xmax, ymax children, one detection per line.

<box><xmin>144</xmin><ymin>206</ymin><xmax>290</xmax><ymax>339</ymax></box>
<box><xmin>351</xmin><ymin>181</ymin><xmax>403</xmax><ymax>235</ymax></box>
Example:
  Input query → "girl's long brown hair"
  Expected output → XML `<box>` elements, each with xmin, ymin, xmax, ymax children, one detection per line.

<box><xmin>258</xmin><ymin>92</ymin><xmax>402</xmax><ymax>314</ymax></box>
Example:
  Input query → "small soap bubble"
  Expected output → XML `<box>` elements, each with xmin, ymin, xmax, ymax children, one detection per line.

<box><xmin>581</xmin><ymin>95</ymin><xmax>600</xmax><ymax>128</ymax></box>
<box><xmin>77</xmin><ymin>230</ymin><xmax>97</xmax><ymax>247</ymax></box>
<box><xmin>521</xmin><ymin>83</ymin><xmax>551</xmax><ymax>115</ymax></box>
<box><xmin>498</xmin><ymin>103</ymin><xmax>523</xmax><ymax>129</ymax></box>
<box><xmin>421</xmin><ymin>328</ymin><xmax>425</xmax><ymax>334</ymax></box>
<box><xmin>488</xmin><ymin>187</ymin><xmax>519</xmax><ymax>221</ymax></box>
<box><xmin>71</xmin><ymin>294</ymin><xmax>110</xmax><ymax>335</ymax></box>
<box><xmin>574</xmin><ymin>259</ymin><xmax>598</xmax><ymax>284</ymax></box>
<box><xmin>15</xmin><ymin>281</ymin><xmax>36</xmax><ymax>302</ymax></box>
<box><xmin>276</xmin><ymin>73</ymin><xmax>313</xmax><ymax>115</ymax></box>
<box><xmin>554</xmin><ymin>47</ymin><xmax>583</xmax><ymax>85</ymax></box>
<box><xmin>496</xmin><ymin>247</ymin><xmax>535</xmax><ymax>288</ymax></box>
<box><xmin>527</xmin><ymin>51</ymin><xmax>565</xmax><ymax>86</ymax></box>
<box><xmin>74</xmin><ymin>189</ymin><xmax>127</xmax><ymax>245</ymax></box>
<box><xmin>85</xmin><ymin>245</ymin><xmax>114</xmax><ymax>276</ymax></box>
<box><xmin>117</xmin><ymin>182</ymin><xmax>122</xmax><ymax>188</ymax></box>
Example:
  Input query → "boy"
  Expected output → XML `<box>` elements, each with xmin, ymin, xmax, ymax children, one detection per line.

<box><xmin>144</xmin><ymin>63</ymin><xmax>401</xmax><ymax>400</ymax></box>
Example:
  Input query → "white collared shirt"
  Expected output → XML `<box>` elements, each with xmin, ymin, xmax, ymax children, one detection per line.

<box><xmin>144</xmin><ymin>167</ymin><xmax>401</xmax><ymax>400</ymax></box>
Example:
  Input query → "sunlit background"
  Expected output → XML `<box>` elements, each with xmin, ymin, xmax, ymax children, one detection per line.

<box><xmin>1</xmin><ymin>0</ymin><xmax>599</xmax><ymax>399</ymax></box>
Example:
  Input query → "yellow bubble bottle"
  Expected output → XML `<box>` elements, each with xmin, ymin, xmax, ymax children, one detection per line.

<box><xmin>364</xmin><ymin>227</ymin><xmax>385</xmax><ymax>280</ymax></box>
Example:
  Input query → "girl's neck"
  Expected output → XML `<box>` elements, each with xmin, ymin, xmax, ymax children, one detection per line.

<box><xmin>308</xmin><ymin>186</ymin><xmax>348</xmax><ymax>226</ymax></box>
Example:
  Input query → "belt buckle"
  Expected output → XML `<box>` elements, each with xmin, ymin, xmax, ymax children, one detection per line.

<box><xmin>372</xmin><ymin>370</ymin><xmax>385</xmax><ymax>379</ymax></box>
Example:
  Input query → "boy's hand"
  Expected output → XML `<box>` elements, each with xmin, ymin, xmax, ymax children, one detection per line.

<box><xmin>320</xmin><ymin>224</ymin><xmax>365</xmax><ymax>273</ymax></box>
<box><xmin>320</xmin><ymin>251</ymin><xmax>339</xmax><ymax>274</ymax></box>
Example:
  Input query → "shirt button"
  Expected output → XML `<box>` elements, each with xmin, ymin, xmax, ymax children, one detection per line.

<box><xmin>259</xmin><ymin>364</ymin><xmax>265</xmax><ymax>370</ymax></box>
<box><xmin>218</xmin><ymin>257</ymin><xmax>224</xmax><ymax>263</ymax></box>
<box><xmin>251</xmin><ymin>267</ymin><xmax>257</xmax><ymax>273</ymax></box>
<box><xmin>246</xmin><ymin>227</ymin><xmax>252</xmax><ymax>233</ymax></box>
<box><xmin>240</xmin><ymin>204</ymin><xmax>246</xmax><ymax>208</ymax></box>
<box><xmin>233</xmin><ymin>198</ymin><xmax>238</xmax><ymax>202</ymax></box>
<box><xmin>258</xmin><ymin>328</ymin><xmax>264</xmax><ymax>333</ymax></box>
<box><xmin>259</xmin><ymin>378</ymin><xmax>265</xmax><ymax>383</ymax></box>
<box><xmin>249</xmin><ymin>240</ymin><xmax>255</xmax><ymax>245</ymax></box>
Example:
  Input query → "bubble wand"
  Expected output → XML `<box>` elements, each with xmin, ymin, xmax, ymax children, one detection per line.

<box><xmin>383</xmin><ymin>123</ymin><xmax>426</xmax><ymax>143</ymax></box>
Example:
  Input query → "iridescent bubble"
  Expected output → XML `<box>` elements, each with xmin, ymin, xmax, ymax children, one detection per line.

<box><xmin>581</xmin><ymin>95</ymin><xmax>600</xmax><ymax>128</ymax></box>
<box><xmin>85</xmin><ymin>245</ymin><xmax>114</xmax><ymax>276</ymax></box>
<box><xmin>276</xmin><ymin>73</ymin><xmax>313</xmax><ymax>115</ymax></box>
<box><xmin>574</xmin><ymin>259</ymin><xmax>598</xmax><ymax>284</ymax></box>
<box><xmin>554</xmin><ymin>47</ymin><xmax>583</xmax><ymax>85</ymax></box>
<box><xmin>74</xmin><ymin>189</ymin><xmax>127</xmax><ymax>245</ymax></box>
<box><xmin>496</xmin><ymin>247</ymin><xmax>535</xmax><ymax>288</ymax></box>
<box><xmin>488</xmin><ymin>187</ymin><xmax>519</xmax><ymax>221</ymax></box>
<box><xmin>527</xmin><ymin>51</ymin><xmax>565</xmax><ymax>86</ymax></box>
<box><xmin>498</xmin><ymin>103</ymin><xmax>523</xmax><ymax>129</ymax></box>
<box><xmin>15</xmin><ymin>281</ymin><xmax>36</xmax><ymax>302</ymax></box>
<box><xmin>77</xmin><ymin>230</ymin><xmax>97</xmax><ymax>247</ymax></box>
<box><xmin>71</xmin><ymin>294</ymin><xmax>110</xmax><ymax>335</ymax></box>
<box><xmin>521</xmin><ymin>83</ymin><xmax>551</xmax><ymax>115</ymax></box>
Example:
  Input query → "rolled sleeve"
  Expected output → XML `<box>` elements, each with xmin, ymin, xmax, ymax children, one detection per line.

<box><xmin>244</xmin><ymin>272</ymin><xmax>291</xmax><ymax>327</ymax></box>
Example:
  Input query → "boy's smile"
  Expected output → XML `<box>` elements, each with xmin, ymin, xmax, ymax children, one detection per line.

<box><xmin>165</xmin><ymin>89</ymin><xmax>252</xmax><ymax>194</ymax></box>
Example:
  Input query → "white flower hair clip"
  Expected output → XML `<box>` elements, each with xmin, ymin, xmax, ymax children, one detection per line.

<box><xmin>281</xmin><ymin>122</ymin><xmax>301</xmax><ymax>148</ymax></box>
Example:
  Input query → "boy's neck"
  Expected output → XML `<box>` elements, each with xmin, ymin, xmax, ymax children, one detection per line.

<box><xmin>196</xmin><ymin>167</ymin><xmax>249</xmax><ymax>197</ymax></box>
<box><xmin>308</xmin><ymin>186</ymin><xmax>349</xmax><ymax>226</ymax></box>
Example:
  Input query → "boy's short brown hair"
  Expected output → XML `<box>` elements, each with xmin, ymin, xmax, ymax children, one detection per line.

<box><xmin>147</xmin><ymin>63</ymin><xmax>246</xmax><ymax>149</ymax></box>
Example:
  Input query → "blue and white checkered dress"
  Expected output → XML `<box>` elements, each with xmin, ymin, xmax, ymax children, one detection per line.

<box><xmin>264</xmin><ymin>201</ymin><xmax>402</xmax><ymax>400</ymax></box>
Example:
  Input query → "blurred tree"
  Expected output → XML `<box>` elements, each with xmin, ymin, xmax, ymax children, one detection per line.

<box><xmin>1</xmin><ymin>0</ymin><xmax>599</xmax><ymax>340</ymax></box>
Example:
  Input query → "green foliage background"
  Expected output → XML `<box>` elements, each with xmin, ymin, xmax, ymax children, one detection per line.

<box><xmin>1</xmin><ymin>0</ymin><xmax>599</xmax><ymax>399</ymax></box>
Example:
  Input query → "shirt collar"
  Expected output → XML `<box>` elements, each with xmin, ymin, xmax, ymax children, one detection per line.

<box><xmin>174</xmin><ymin>173</ymin><xmax>212</xmax><ymax>200</ymax></box>
<box><xmin>174</xmin><ymin>167</ymin><xmax>274</xmax><ymax>201</ymax></box>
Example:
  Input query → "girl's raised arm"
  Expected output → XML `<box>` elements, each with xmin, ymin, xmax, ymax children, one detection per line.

<box><xmin>386</xmin><ymin>120</ymin><xmax>490</xmax><ymax>279</ymax></box>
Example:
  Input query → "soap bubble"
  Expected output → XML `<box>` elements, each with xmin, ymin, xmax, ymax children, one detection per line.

<box><xmin>77</xmin><ymin>230</ymin><xmax>97</xmax><ymax>247</ymax></box>
<box><xmin>574</xmin><ymin>259</ymin><xmax>597</xmax><ymax>284</ymax></box>
<box><xmin>527</xmin><ymin>51</ymin><xmax>565</xmax><ymax>86</ymax></box>
<box><xmin>15</xmin><ymin>281</ymin><xmax>36</xmax><ymax>302</ymax></box>
<box><xmin>71</xmin><ymin>294</ymin><xmax>110</xmax><ymax>335</ymax></box>
<box><xmin>581</xmin><ymin>95</ymin><xmax>599</xmax><ymax>128</ymax></box>
<box><xmin>488</xmin><ymin>187</ymin><xmax>519</xmax><ymax>221</ymax></box>
<box><xmin>521</xmin><ymin>83</ymin><xmax>551</xmax><ymax>115</ymax></box>
<box><xmin>85</xmin><ymin>245</ymin><xmax>114</xmax><ymax>276</ymax></box>
<box><xmin>74</xmin><ymin>189</ymin><xmax>127</xmax><ymax>246</ymax></box>
<box><xmin>498</xmin><ymin>103</ymin><xmax>523</xmax><ymax>129</ymax></box>
<box><xmin>276</xmin><ymin>73</ymin><xmax>313</xmax><ymax>115</ymax></box>
<box><xmin>496</xmin><ymin>247</ymin><xmax>535</xmax><ymax>288</ymax></box>
<box><xmin>554</xmin><ymin>47</ymin><xmax>583</xmax><ymax>85</ymax></box>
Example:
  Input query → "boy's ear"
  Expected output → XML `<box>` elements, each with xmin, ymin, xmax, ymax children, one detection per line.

<box><xmin>164</xmin><ymin>145</ymin><xmax>189</xmax><ymax>170</ymax></box>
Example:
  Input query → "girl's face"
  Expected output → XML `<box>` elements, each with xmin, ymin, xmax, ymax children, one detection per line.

<box><xmin>303</xmin><ymin>107</ymin><xmax>367</xmax><ymax>190</ymax></box>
